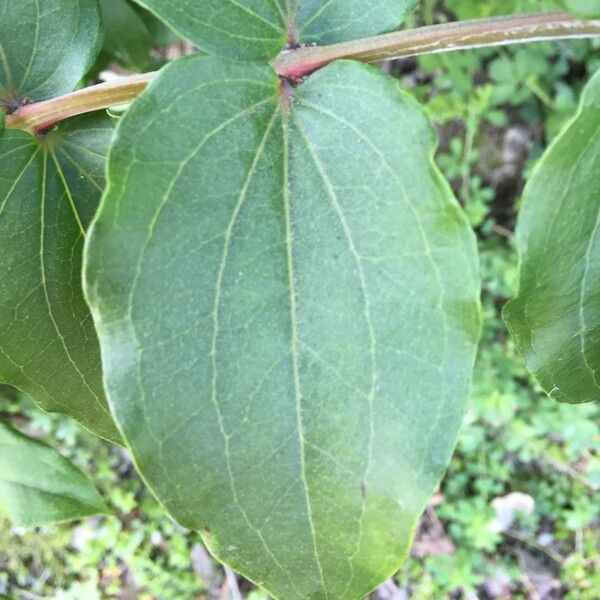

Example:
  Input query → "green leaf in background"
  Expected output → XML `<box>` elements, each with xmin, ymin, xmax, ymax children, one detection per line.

<box><xmin>0</xmin><ymin>421</ymin><xmax>107</xmax><ymax>527</ymax></box>
<box><xmin>130</xmin><ymin>0</ymin><xmax>419</xmax><ymax>60</ymax></box>
<box><xmin>135</xmin><ymin>0</ymin><xmax>180</xmax><ymax>47</ymax></box>
<box><xmin>100</xmin><ymin>0</ymin><xmax>154</xmax><ymax>70</ymax></box>
<box><xmin>295</xmin><ymin>0</ymin><xmax>419</xmax><ymax>45</ymax></box>
<box><xmin>447</xmin><ymin>0</ymin><xmax>569</xmax><ymax>19</ymax></box>
<box><xmin>560</xmin><ymin>0</ymin><xmax>600</xmax><ymax>18</ymax></box>
<box><xmin>0</xmin><ymin>0</ymin><xmax>102</xmax><ymax>105</ymax></box>
<box><xmin>84</xmin><ymin>55</ymin><xmax>481</xmax><ymax>600</ymax></box>
<box><xmin>504</xmin><ymin>69</ymin><xmax>600</xmax><ymax>404</ymax></box>
<box><xmin>0</xmin><ymin>114</ymin><xmax>121</xmax><ymax>443</ymax></box>
<box><xmin>0</xmin><ymin>0</ymin><xmax>120</xmax><ymax>442</ymax></box>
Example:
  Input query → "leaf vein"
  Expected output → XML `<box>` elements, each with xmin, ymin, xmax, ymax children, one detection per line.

<box><xmin>281</xmin><ymin>107</ymin><xmax>328</xmax><ymax>597</ymax></box>
<box><xmin>291</xmin><ymin>110</ymin><xmax>375</xmax><ymax>593</ymax></box>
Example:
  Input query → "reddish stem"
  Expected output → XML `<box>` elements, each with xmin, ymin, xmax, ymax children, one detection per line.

<box><xmin>271</xmin><ymin>12</ymin><xmax>600</xmax><ymax>81</ymax></box>
<box><xmin>4</xmin><ymin>13</ymin><xmax>600</xmax><ymax>132</ymax></box>
<box><xmin>5</xmin><ymin>73</ymin><xmax>154</xmax><ymax>134</ymax></box>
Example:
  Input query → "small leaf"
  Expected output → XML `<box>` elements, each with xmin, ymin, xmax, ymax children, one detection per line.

<box><xmin>559</xmin><ymin>0</ymin><xmax>600</xmax><ymax>18</ymax></box>
<box><xmin>100</xmin><ymin>0</ymin><xmax>154</xmax><ymax>70</ymax></box>
<box><xmin>504</xmin><ymin>69</ymin><xmax>600</xmax><ymax>404</ymax></box>
<box><xmin>130</xmin><ymin>0</ymin><xmax>419</xmax><ymax>60</ymax></box>
<box><xmin>0</xmin><ymin>421</ymin><xmax>107</xmax><ymax>527</ymax></box>
<box><xmin>0</xmin><ymin>0</ymin><xmax>102</xmax><ymax>104</ymax></box>
<box><xmin>85</xmin><ymin>55</ymin><xmax>480</xmax><ymax>599</ymax></box>
<box><xmin>0</xmin><ymin>114</ymin><xmax>121</xmax><ymax>443</ymax></box>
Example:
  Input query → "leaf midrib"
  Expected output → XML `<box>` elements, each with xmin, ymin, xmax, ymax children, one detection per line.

<box><xmin>116</xmin><ymin>83</ymin><xmax>329</xmax><ymax>591</ymax></box>
<box><xmin>209</xmin><ymin>106</ymin><xmax>300</xmax><ymax>591</ymax></box>
<box><xmin>289</xmin><ymin>108</ymin><xmax>377</xmax><ymax>595</ymax></box>
<box><xmin>281</xmin><ymin>106</ymin><xmax>328</xmax><ymax>596</ymax></box>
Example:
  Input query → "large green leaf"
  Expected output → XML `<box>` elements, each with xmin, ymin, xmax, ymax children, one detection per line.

<box><xmin>559</xmin><ymin>0</ymin><xmax>600</xmax><ymax>18</ymax></box>
<box><xmin>131</xmin><ymin>0</ymin><xmax>419</xmax><ymax>60</ymax></box>
<box><xmin>85</xmin><ymin>55</ymin><xmax>481</xmax><ymax>599</ymax></box>
<box><xmin>0</xmin><ymin>0</ymin><xmax>102</xmax><ymax>105</ymax></box>
<box><xmin>0</xmin><ymin>421</ymin><xmax>107</xmax><ymax>527</ymax></box>
<box><xmin>0</xmin><ymin>114</ymin><xmax>121</xmax><ymax>443</ymax></box>
<box><xmin>504</xmin><ymin>69</ymin><xmax>600</xmax><ymax>404</ymax></box>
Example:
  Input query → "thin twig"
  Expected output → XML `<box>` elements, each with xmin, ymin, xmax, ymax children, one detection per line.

<box><xmin>4</xmin><ymin>13</ymin><xmax>600</xmax><ymax>132</ymax></box>
<box><xmin>5</xmin><ymin>73</ymin><xmax>155</xmax><ymax>133</ymax></box>
<box><xmin>504</xmin><ymin>528</ymin><xmax>565</xmax><ymax>565</ymax></box>
<box><xmin>520</xmin><ymin>571</ymin><xmax>541</xmax><ymax>600</ymax></box>
<box><xmin>272</xmin><ymin>12</ymin><xmax>600</xmax><ymax>80</ymax></box>
<box><xmin>538</xmin><ymin>456</ymin><xmax>598</xmax><ymax>492</ymax></box>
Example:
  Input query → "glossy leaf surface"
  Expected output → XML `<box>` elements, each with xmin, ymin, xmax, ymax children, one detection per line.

<box><xmin>504</xmin><ymin>69</ymin><xmax>600</xmax><ymax>404</ymax></box>
<box><xmin>85</xmin><ymin>55</ymin><xmax>481</xmax><ymax>599</ymax></box>
<box><xmin>0</xmin><ymin>115</ymin><xmax>121</xmax><ymax>443</ymax></box>
<box><xmin>131</xmin><ymin>0</ymin><xmax>419</xmax><ymax>60</ymax></box>
<box><xmin>0</xmin><ymin>0</ymin><xmax>102</xmax><ymax>104</ymax></box>
<box><xmin>0</xmin><ymin>421</ymin><xmax>107</xmax><ymax>527</ymax></box>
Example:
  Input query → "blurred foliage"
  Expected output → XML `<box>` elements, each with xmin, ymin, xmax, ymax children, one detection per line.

<box><xmin>87</xmin><ymin>0</ymin><xmax>184</xmax><ymax>79</ymax></box>
<box><xmin>0</xmin><ymin>392</ymin><xmax>210</xmax><ymax>599</ymax></box>
<box><xmin>1</xmin><ymin>0</ymin><xmax>600</xmax><ymax>598</ymax></box>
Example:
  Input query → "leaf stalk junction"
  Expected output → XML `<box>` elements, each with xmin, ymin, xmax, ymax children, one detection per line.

<box><xmin>4</xmin><ymin>12</ymin><xmax>600</xmax><ymax>133</ymax></box>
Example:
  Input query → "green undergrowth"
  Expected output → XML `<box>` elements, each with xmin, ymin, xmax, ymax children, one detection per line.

<box><xmin>2</xmin><ymin>236</ymin><xmax>597</xmax><ymax>598</ymax></box>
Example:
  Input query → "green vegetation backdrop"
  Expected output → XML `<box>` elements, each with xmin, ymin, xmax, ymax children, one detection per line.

<box><xmin>0</xmin><ymin>0</ymin><xmax>599</xmax><ymax>598</ymax></box>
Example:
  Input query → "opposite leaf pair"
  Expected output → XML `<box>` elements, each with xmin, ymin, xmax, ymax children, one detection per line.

<box><xmin>1</xmin><ymin>1</ymin><xmax>599</xmax><ymax>600</ymax></box>
<box><xmin>0</xmin><ymin>3</ymin><xmax>479</xmax><ymax>598</ymax></box>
